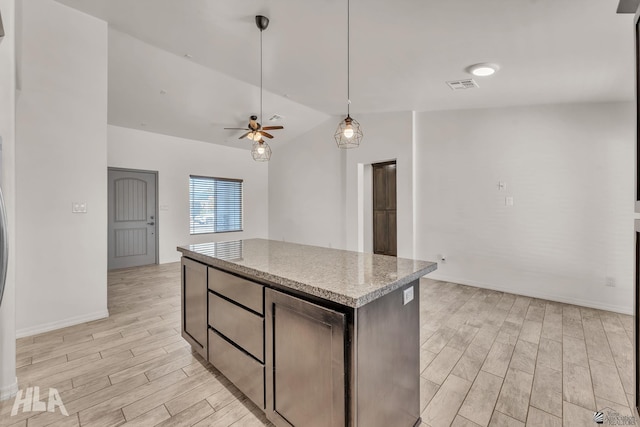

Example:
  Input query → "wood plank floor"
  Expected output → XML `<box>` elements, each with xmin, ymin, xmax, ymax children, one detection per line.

<box><xmin>0</xmin><ymin>263</ymin><xmax>635</xmax><ymax>426</ymax></box>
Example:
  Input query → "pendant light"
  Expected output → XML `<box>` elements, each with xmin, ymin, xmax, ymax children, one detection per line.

<box><xmin>251</xmin><ymin>15</ymin><xmax>272</xmax><ymax>162</ymax></box>
<box><xmin>251</xmin><ymin>139</ymin><xmax>272</xmax><ymax>161</ymax></box>
<box><xmin>334</xmin><ymin>0</ymin><xmax>363</xmax><ymax>149</ymax></box>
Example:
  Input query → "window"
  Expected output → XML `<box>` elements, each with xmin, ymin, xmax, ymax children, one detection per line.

<box><xmin>189</xmin><ymin>176</ymin><xmax>243</xmax><ymax>234</ymax></box>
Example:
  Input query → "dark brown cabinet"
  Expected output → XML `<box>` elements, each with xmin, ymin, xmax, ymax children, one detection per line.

<box><xmin>181</xmin><ymin>258</ymin><xmax>208</xmax><ymax>359</ymax></box>
<box><xmin>265</xmin><ymin>289</ymin><xmax>346</xmax><ymax>427</ymax></box>
<box><xmin>373</xmin><ymin>161</ymin><xmax>397</xmax><ymax>256</ymax></box>
<box><xmin>179</xmin><ymin>255</ymin><xmax>423</xmax><ymax>427</ymax></box>
<box><xmin>207</xmin><ymin>267</ymin><xmax>265</xmax><ymax>409</ymax></box>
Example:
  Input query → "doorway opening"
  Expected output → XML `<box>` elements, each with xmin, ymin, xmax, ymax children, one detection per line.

<box><xmin>372</xmin><ymin>161</ymin><xmax>397</xmax><ymax>256</ymax></box>
<box><xmin>107</xmin><ymin>168</ymin><xmax>159</xmax><ymax>270</ymax></box>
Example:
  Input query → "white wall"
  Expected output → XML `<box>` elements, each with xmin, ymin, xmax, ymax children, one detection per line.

<box><xmin>0</xmin><ymin>0</ymin><xmax>17</xmax><ymax>400</ymax></box>
<box><xmin>268</xmin><ymin>119</ymin><xmax>347</xmax><ymax>249</ymax></box>
<box><xmin>15</xmin><ymin>0</ymin><xmax>108</xmax><ymax>336</ymax></box>
<box><xmin>268</xmin><ymin>112</ymin><xmax>415</xmax><ymax>256</ymax></box>
<box><xmin>269</xmin><ymin>102</ymin><xmax>635</xmax><ymax>314</ymax></box>
<box><xmin>108</xmin><ymin>125</ymin><xmax>269</xmax><ymax>264</ymax></box>
<box><xmin>415</xmin><ymin>102</ymin><xmax>635</xmax><ymax>313</ymax></box>
<box><xmin>344</xmin><ymin>112</ymin><xmax>415</xmax><ymax>258</ymax></box>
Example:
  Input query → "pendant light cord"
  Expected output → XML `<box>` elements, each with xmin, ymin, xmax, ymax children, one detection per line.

<box><xmin>260</xmin><ymin>27</ymin><xmax>263</xmax><ymax>126</ymax></box>
<box><xmin>347</xmin><ymin>0</ymin><xmax>350</xmax><ymax>116</ymax></box>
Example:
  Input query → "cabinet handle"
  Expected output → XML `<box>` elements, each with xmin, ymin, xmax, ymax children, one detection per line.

<box><xmin>0</xmin><ymin>188</ymin><xmax>8</xmax><ymax>308</ymax></box>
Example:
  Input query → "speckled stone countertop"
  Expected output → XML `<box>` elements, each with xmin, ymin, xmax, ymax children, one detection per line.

<box><xmin>177</xmin><ymin>239</ymin><xmax>437</xmax><ymax>308</ymax></box>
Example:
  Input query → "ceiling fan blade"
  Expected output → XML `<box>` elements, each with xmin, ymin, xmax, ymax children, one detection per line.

<box><xmin>224</xmin><ymin>127</ymin><xmax>250</xmax><ymax>130</ymax></box>
<box><xmin>261</xmin><ymin>132</ymin><xmax>274</xmax><ymax>139</ymax></box>
<box><xmin>238</xmin><ymin>132</ymin><xmax>251</xmax><ymax>139</ymax></box>
<box><xmin>262</xmin><ymin>126</ymin><xmax>283</xmax><ymax>130</ymax></box>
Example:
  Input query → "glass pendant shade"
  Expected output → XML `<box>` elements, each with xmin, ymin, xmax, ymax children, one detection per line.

<box><xmin>247</xmin><ymin>131</ymin><xmax>262</xmax><ymax>142</ymax></box>
<box><xmin>251</xmin><ymin>141</ymin><xmax>271</xmax><ymax>161</ymax></box>
<box><xmin>334</xmin><ymin>115</ymin><xmax>362</xmax><ymax>148</ymax></box>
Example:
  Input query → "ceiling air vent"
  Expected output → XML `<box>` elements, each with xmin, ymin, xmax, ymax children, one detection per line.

<box><xmin>446</xmin><ymin>79</ymin><xmax>479</xmax><ymax>91</ymax></box>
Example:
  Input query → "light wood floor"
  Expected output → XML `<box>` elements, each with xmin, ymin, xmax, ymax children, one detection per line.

<box><xmin>0</xmin><ymin>263</ymin><xmax>635</xmax><ymax>427</ymax></box>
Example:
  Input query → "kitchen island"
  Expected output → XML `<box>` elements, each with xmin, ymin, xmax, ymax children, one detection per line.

<box><xmin>177</xmin><ymin>239</ymin><xmax>437</xmax><ymax>427</ymax></box>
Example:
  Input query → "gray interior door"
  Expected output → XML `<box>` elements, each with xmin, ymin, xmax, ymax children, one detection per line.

<box><xmin>108</xmin><ymin>168</ymin><xmax>157</xmax><ymax>270</ymax></box>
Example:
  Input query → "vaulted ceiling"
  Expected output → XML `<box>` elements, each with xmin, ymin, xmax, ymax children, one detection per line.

<box><xmin>56</xmin><ymin>0</ymin><xmax>634</xmax><ymax>148</ymax></box>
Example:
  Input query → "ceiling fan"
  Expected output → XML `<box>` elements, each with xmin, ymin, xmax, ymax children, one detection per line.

<box><xmin>224</xmin><ymin>115</ymin><xmax>283</xmax><ymax>142</ymax></box>
<box><xmin>224</xmin><ymin>15</ymin><xmax>283</xmax><ymax>161</ymax></box>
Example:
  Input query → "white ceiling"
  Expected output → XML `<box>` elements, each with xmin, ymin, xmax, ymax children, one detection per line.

<box><xmin>106</xmin><ymin>30</ymin><xmax>328</xmax><ymax>149</ymax></box>
<box><xmin>56</xmin><ymin>0</ymin><xmax>635</xmax><ymax>147</ymax></box>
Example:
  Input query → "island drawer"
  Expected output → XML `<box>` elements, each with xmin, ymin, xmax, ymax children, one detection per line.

<box><xmin>209</xmin><ymin>329</ymin><xmax>265</xmax><ymax>409</ymax></box>
<box><xmin>208</xmin><ymin>293</ymin><xmax>264</xmax><ymax>362</ymax></box>
<box><xmin>208</xmin><ymin>267</ymin><xmax>264</xmax><ymax>314</ymax></box>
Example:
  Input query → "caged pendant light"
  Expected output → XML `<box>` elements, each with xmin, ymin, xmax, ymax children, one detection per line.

<box><xmin>251</xmin><ymin>139</ymin><xmax>272</xmax><ymax>161</ymax></box>
<box><xmin>251</xmin><ymin>15</ymin><xmax>272</xmax><ymax>161</ymax></box>
<box><xmin>334</xmin><ymin>0</ymin><xmax>362</xmax><ymax>148</ymax></box>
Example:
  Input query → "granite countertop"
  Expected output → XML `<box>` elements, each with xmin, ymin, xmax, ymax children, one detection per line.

<box><xmin>177</xmin><ymin>238</ymin><xmax>437</xmax><ymax>308</ymax></box>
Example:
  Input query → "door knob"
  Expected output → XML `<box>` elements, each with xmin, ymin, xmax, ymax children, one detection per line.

<box><xmin>147</xmin><ymin>222</ymin><xmax>155</xmax><ymax>226</ymax></box>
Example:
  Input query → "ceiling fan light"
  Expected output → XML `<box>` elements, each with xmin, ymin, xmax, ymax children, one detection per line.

<box><xmin>247</xmin><ymin>131</ymin><xmax>262</xmax><ymax>141</ymax></box>
<box><xmin>334</xmin><ymin>116</ymin><xmax>362</xmax><ymax>149</ymax></box>
<box><xmin>251</xmin><ymin>141</ymin><xmax>271</xmax><ymax>161</ymax></box>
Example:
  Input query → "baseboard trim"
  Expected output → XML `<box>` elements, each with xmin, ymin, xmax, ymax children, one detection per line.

<box><xmin>16</xmin><ymin>309</ymin><xmax>110</xmax><ymax>338</ymax></box>
<box><xmin>425</xmin><ymin>273</ymin><xmax>633</xmax><ymax>315</ymax></box>
<box><xmin>0</xmin><ymin>378</ymin><xmax>18</xmax><ymax>401</ymax></box>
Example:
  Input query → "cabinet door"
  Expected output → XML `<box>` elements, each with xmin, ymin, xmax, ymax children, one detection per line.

<box><xmin>265</xmin><ymin>289</ymin><xmax>345</xmax><ymax>427</ymax></box>
<box><xmin>181</xmin><ymin>257</ymin><xmax>207</xmax><ymax>358</ymax></box>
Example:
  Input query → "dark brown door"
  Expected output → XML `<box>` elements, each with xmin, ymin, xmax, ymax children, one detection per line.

<box><xmin>373</xmin><ymin>161</ymin><xmax>397</xmax><ymax>256</ymax></box>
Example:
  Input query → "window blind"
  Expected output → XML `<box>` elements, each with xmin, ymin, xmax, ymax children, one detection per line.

<box><xmin>189</xmin><ymin>176</ymin><xmax>243</xmax><ymax>234</ymax></box>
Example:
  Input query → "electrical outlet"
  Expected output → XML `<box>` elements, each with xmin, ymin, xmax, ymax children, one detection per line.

<box><xmin>72</xmin><ymin>202</ymin><xmax>87</xmax><ymax>213</ymax></box>
<box><xmin>403</xmin><ymin>286</ymin><xmax>414</xmax><ymax>305</ymax></box>
<box><xmin>505</xmin><ymin>197</ymin><xmax>514</xmax><ymax>206</ymax></box>
<box><xmin>605</xmin><ymin>277</ymin><xmax>616</xmax><ymax>287</ymax></box>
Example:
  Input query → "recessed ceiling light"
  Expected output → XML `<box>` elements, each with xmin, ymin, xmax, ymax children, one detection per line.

<box><xmin>467</xmin><ymin>63</ymin><xmax>500</xmax><ymax>77</ymax></box>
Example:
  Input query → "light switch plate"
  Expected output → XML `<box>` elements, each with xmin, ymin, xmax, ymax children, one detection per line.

<box><xmin>403</xmin><ymin>286</ymin><xmax>414</xmax><ymax>305</ymax></box>
<box><xmin>505</xmin><ymin>197</ymin><xmax>514</xmax><ymax>206</ymax></box>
